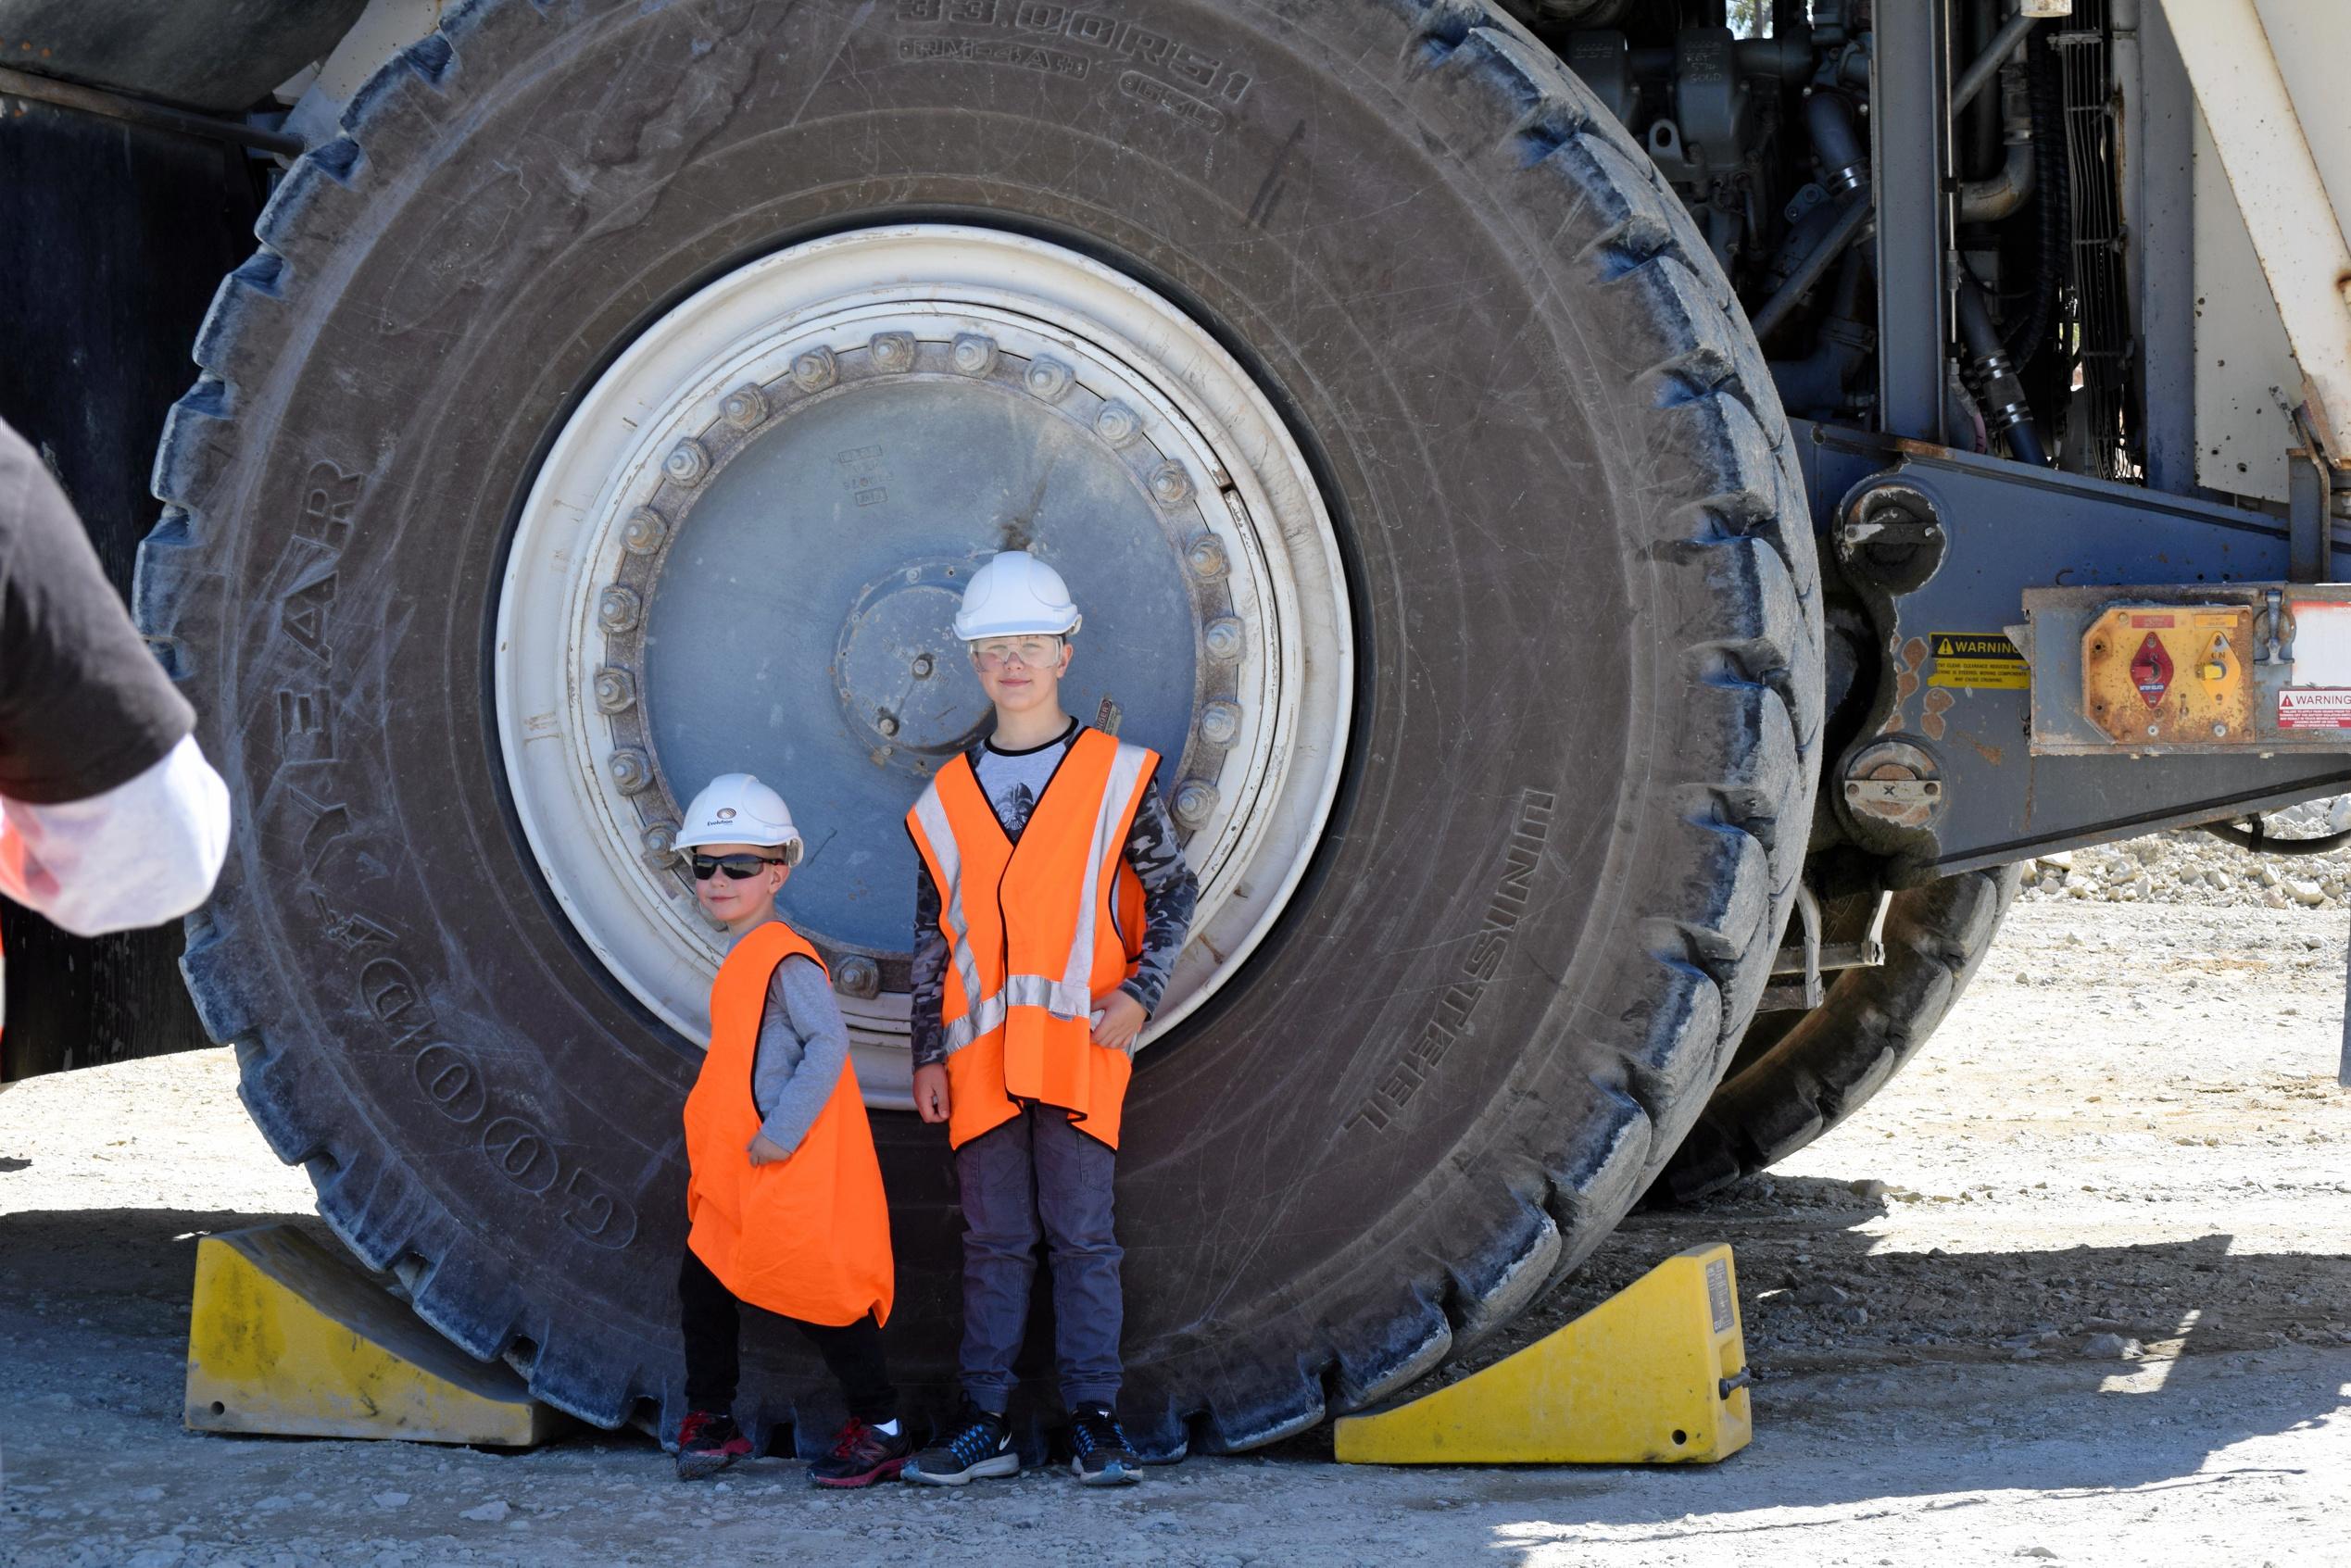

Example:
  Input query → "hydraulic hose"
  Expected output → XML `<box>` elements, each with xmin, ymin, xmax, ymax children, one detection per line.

<box><xmin>2201</xmin><ymin>821</ymin><xmax>2351</xmax><ymax>858</ymax></box>
<box><xmin>1957</xmin><ymin>273</ymin><xmax>2050</xmax><ymax>465</ymax></box>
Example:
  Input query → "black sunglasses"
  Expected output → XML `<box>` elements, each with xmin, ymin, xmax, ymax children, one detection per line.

<box><xmin>691</xmin><ymin>853</ymin><xmax>787</xmax><ymax>882</ymax></box>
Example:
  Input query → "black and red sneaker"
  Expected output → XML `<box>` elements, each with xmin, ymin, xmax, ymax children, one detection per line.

<box><xmin>809</xmin><ymin>1418</ymin><xmax>913</xmax><ymax>1488</ymax></box>
<box><xmin>674</xmin><ymin>1409</ymin><xmax>753</xmax><ymax>1481</ymax></box>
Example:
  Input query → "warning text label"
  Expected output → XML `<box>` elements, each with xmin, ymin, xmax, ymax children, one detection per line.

<box><xmin>2277</xmin><ymin>688</ymin><xmax>2351</xmax><ymax>729</ymax></box>
<box><xmin>1928</xmin><ymin>632</ymin><xmax>2029</xmax><ymax>690</ymax></box>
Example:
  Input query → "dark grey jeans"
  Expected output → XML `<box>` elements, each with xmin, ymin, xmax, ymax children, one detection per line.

<box><xmin>954</xmin><ymin>1106</ymin><xmax>1122</xmax><ymax>1411</ymax></box>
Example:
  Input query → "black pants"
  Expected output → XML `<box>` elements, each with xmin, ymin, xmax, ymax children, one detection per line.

<box><xmin>678</xmin><ymin>1248</ymin><xmax>896</xmax><ymax>1424</ymax></box>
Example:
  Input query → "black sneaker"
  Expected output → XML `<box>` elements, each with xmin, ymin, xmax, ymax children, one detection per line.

<box><xmin>1067</xmin><ymin>1402</ymin><xmax>1140</xmax><ymax>1486</ymax></box>
<box><xmin>902</xmin><ymin>1402</ymin><xmax>1018</xmax><ymax>1486</ymax></box>
<box><xmin>809</xmin><ymin>1418</ymin><xmax>913</xmax><ymax>1488</ymax></box>
<box><xmin>674</xmin><ymin>1409</ymin><xmax>752</xmax><ymax>1481</ymax></box>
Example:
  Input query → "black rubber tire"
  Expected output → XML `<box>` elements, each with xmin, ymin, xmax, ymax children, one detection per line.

<box><xmin>1653</xmin><ymin>864</ymin><xmax>2023</xmax><ymax>1205</ymax></box>
<box><xmin>136</xmin><ymin>0</ymin><xmax>1820</xmax><ymax>1456</ymax></box>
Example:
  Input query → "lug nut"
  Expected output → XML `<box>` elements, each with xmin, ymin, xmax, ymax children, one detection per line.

<box><xmin>609</xmin><ymin>747</ymin><xmax>653</xmax><ymax>794</ymax></box>
<box><xmin>1185</xmin><ymin>534</ymin><xmax>1229</xmax><ymax>578</ymax></box>
<box><xmin>950</xmin><ymin>333</ymin><xmax>999</xmax><ymax>376</ymax></box>
<box><xmin>1095</xmin><ymin>402</ymin><xmax>1140</xmax><ymax>446</ymax></box>
<box><xmin>869</xmin><ymin>332</ymin><xmax>915</xmax><ymax>372</ymax></box>
<box><xmin>640</xmin><ymin>822</ymin><xmax>680</xmax><ymax>868</ymax></box>
<box><xmin>791</xmin><ymin>347</ymin><xmax>836</xmax><ymax>392</ymax></box>
<box><xmin>1025</xmin><ymin>358</ymin><xmax>1075</xmax><ymax>402</ymax></box>
<box><xmin>664</xmin><ymin>438</ymin><xmax>710</xmax><ymax>484</ymax></box>
<box><xmin>1204</xmin><ymin>617</ymin><xmax>1245</xmax><ymax>661</ymax></box>
<box><xmin>836</xmin><ymin>956</ymin><xmax>882</xmax><ymax>1000</ymax></box>
<box><xmin>1198</xmin><ymin>700</ymin><xmax>1241</xmax><ymax>746</ymax></box>
<box><xmin>1150</xmin><ymin>460</ymin><xmax>1194</xmax><ymax>506</ymax></box>
<box><xmin>593</xmin><ymin>667</ymin><xmax>636</xmax><ymax>715</ymax></box>
<box><xmin>722</xmin><ymin>384</ymin><xmax>768</xmax><ymax>428</ymax></box>
<box><xmin>1173</xmin><ymin>780</ymin><xmax>1218</xmax><ymax>826</ymax></box>
<box><xmin>622</xmin><ymin>507</ymin><xmax>669</xmax><ymax>555</ymax></box>
<box><xmin>597</xmin><ymin>586</ymin><xmax>643</xmax><ymax>634</ymax></box>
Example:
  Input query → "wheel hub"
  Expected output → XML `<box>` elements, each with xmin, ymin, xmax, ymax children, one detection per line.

<box><xmin>832</xmin><ymin>560</ymin><xmax>987</xmax><ymax>767</ymax></box>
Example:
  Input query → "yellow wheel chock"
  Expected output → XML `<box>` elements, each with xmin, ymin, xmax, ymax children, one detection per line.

<box><xmin>184</xmin><ymin>1223</ymin><xmax>562</xmax><ymax>1447</ymax></box>
<box><xmin>1334</xmin><ymin>1242</ymin><xmax>1751</xmax><ymax>1465</ymax></box>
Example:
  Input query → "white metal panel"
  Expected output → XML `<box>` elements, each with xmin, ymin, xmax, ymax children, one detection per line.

<box><xmin>2175</xmin><ymin>0</ymin><xmax>2351</xmax><ymax>499</ymax></box>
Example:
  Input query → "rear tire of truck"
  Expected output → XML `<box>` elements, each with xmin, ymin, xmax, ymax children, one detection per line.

<box><xmin>137</xmin><ymin>0</ymin><xmax>1820</xmax><ymax>1456</ymax></box>
<box><xmin>1653</xmin><ymin>865</ymin><xmax>2022</xmax><ymax>1204</ymax></box>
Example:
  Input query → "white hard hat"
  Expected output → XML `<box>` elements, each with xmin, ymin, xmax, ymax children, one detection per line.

<box><xmin>674</xmin><ymin>773</ymin><xmax>803</xmax><ymax>863</ymax></box>
<box><xmin>952</xmin><ymin>550</ymin><xmax>1082</xmax><ymax>641</ymax></box>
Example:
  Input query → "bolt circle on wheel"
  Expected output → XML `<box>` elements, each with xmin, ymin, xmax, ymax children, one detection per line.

<box><xmin>497</xmin><ymin>227</ymin><xmax>1352</xmax><ymax>1098</ymax></box>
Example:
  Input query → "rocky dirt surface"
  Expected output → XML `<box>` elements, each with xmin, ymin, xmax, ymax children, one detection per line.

<box><xmin>3</xmin><ymin>897</ymin><xmax>2348</xmax><ymax>1567</ymax></box>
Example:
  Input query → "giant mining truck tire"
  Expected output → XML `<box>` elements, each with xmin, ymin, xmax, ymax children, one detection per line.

<box><xmin>1654</xmin><ymin>865</ymin><xmax>2024</xmax><ymax>1205</ymax></box>
<box><xmin>135</xmin><ymin>0</ymin><xmax>1820</xmax><ymax>1456</ymax></box>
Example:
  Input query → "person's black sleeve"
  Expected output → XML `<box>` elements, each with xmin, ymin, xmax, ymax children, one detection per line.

<box><xmin>0</xmin><ymin>419</ymin><xmax>194</xmax><ymax>805</ymax></box>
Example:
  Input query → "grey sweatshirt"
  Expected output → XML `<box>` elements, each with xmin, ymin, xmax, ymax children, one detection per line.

<box><xmin>748</xmin><ymin>950</ymin><xmax>851</xmax><ymax>1156</ymax></box>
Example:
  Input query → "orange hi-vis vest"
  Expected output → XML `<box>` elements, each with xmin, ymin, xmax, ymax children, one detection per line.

<box><xmin>681</xmin><ymin>921</ymin><xmax>894</xmax><ymax>1327</ymax></box>
<box><xmin>906</xmin><ymin>726</ymin><xmax>1156</xmax><ymax>1151</ymax></box>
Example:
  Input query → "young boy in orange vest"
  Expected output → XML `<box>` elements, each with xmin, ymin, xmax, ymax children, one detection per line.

<box><xmin>900</xmin><ymin>552</ymin><xmax>1198</xmax><ymax>1487</ymax></box>
<box><xmin>672</xmin><ymin>773</ymin><xmax>908</xmax><ymax>1487</ymax></box>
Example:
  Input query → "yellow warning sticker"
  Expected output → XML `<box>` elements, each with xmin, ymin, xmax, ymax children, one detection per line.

<box><xmin>1928</xmin><ymin>632</ymin><xmax>2030</xmax><ymax>690</ymax></box>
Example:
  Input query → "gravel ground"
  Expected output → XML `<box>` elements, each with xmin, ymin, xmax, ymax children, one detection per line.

<box><xmin>3</xmin><ymin>895</ymin><xmax>2348</xmax><ymax>1567</ymax></box>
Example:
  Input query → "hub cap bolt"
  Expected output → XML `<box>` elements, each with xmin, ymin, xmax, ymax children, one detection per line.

<box><xmin>721</xmin><ymin>384</ymin><xmax>768</xmax><ymax>428</ymax></box>
<box><xmin>1025</xmin><ymin>358</ymin><xmax>1075</xmax><ymax>401</ymax></box>
<box><xmin>1150</xmin><ymin>460</ymin><xmax>1194</xmax><ymax>506</ymax></box>
<box><xmin>950</xmin><ymin>333</ymin><xmax>999</xmax><ymax>376</ymax></box>
<box><xmin>1199</xmin><ymin>700</ymin><xmax>1241</xmax><ymax>746</ymax></box>
<box><xmin>609</xmin><ymin>747</ymin><xmax>653</xmax><ymax>794</ymax></box>
<box><xmin>836</xmin><ymin>956</ymin><xmax>882</xmax><ymax>1000</ymax></box>
<box><xmin>664</xmin><ymin>438</ymin><xmax>710</xmax><ymax>485</ymax></box>
<box><xmin>876</xmin><ymin>710</ymin><xmax>900</xmax><ymax>737</ymax></box>
<box><xmin>911</xmin><ymin>653</ymin><xmax>934</xmax><ymax>678</ymax></box>
<box><xmin>869</xmin><ymin>332</ymin><xmax>915</xmax><ymax>372</ymax></box>
<box><xmin>1173</xmin><ymin>780</ymin><xmax>1218</xmax><ymax>826</ymax></box>
<box><xmin>1095</xmin><ymin>402</ymin><xmax>1140</xmax><ymax>446</ymax></box>
<box><xmin>1204</xmin><ymin>617</ymin><xmax>1244</xmax><ymax>660</ymax></box>
<box><xmin>791</xmin><ymin>347</ymin><xmax>836</xmax><ymax>392</ymax></box>
<box><xmin>597</xmin><ymin>586</ymin><xmax>642</xmax><ymax>634</ymax></box>
<box><xmin>622</xmin><ymin>507</ymin><xmax>668</xmax><ymax>555</ymax></box>
<box><xmin>593</xmin><ymin>667</ymin><xmax>636</xmax><ymax>715</ymax></box>
<box><xmin>1186</xmin><ymin>534</ymin><xmax>1229</xmax><ymax>578</ymax></box>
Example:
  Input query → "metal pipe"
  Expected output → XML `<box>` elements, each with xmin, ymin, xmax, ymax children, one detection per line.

<box><xmin>1952</xmin><ymin>5</ymin><xmax>2037</xmax><ymax>117</ymax></box>
<box><xmin>1958</xmin><ymin>139</ymin><xmax>2035</xmax><ymax>221</ymax></box>
<box><xmin>1752</xmin><ymin>194</ymin><xmax>1876</xmax><ymax>340</ymax></box>
<box><xmin>1959</xmin><ymin>56</ymin><xmax>2036</xmax><ymax>222</ymax></box>
<box><xmin>0</xmin><ymin>64</ymin><xmax>302</xmax><ymax>156</ymax></box>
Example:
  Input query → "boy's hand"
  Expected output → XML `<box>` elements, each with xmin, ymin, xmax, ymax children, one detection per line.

<box><xmin>911</xmin><ymin>1063</ymin><xmax>951</xmax><ymax>1124</ymax></box>
<box><xmin>1091</xmin><ymin>990</ymin><xmax>1148</xmax><ymax>1055</ymax></box>
<box><xmin>746</xmin><ymin>1132</ymin><xmax>789</xmax><ymax>1166</ymax></box>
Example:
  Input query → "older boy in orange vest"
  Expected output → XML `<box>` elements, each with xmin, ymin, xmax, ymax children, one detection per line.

<box><xmin>900</xmin><ymin>552</ymin><xmax>1197</xmax><ymax>1487</ymax></box>
<box><xmin>673</xmin><ymin>773</ymin><xmax>906</xmax><ymax>1487</ymax></box>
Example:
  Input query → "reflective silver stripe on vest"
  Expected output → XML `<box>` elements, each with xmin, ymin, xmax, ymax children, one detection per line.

<box><xmin>912</xmin><ymin>783</ymin><xmax>996</xmax><ymax>1059</ymax></box>
<box><xmin>1050</xmin><ymin>741</ymin><xmax>1153</xmax><ymax>1008</ymax></box>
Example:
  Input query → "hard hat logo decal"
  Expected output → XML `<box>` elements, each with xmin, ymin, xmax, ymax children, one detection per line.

<box><xmin>717</xmin><ymin>807</ymin><xmax>736</xmax><ymax>820</ymax></box>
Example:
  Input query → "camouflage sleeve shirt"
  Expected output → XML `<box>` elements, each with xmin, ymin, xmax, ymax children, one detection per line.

<box><xmin>911</xmin><ymin>719</ymin><xmax>1199</xmax><ymax>1069</ymax></box>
